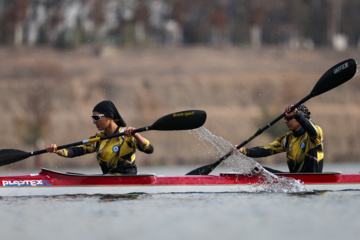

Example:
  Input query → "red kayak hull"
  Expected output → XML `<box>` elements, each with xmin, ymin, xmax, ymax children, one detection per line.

<box><xmin>1</xmin><ymin>168</ymin><xmax>360</xmax><ymax>196</ymax></box>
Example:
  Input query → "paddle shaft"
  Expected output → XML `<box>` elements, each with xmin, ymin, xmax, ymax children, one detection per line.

<box><xmin>30</xmin><ymin>126</ymin><xmax>150</xmax><ymax>156</ymax></box>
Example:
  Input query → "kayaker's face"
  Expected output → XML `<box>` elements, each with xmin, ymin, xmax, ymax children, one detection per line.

<box><xmin>284</xmin><ymin>117</ymin><xmax>301</xmax><ymax>132</ymax></box>
<box><xmin>92</xmin><ymin>111</ymin><xmax>110</xmax><ymax>131</ymax></box>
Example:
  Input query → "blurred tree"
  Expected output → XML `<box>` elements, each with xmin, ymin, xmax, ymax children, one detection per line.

<box><xmin>0</xmin><ymin>0</ymin><xmax>359</xmax><ymax>49</ymax></box>
<box><xmin>210</xmin><ymin>4</ymin><xmax>229</xmax><ymax>46</ymax></box>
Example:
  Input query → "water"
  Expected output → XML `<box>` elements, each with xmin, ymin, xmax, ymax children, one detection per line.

<box><xmin>1</xmin><ymin>127</ymin><xmax>360</xmax><ymax>239</ymax></box>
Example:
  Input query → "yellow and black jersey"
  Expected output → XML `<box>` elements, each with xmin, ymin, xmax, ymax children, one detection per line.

<box><xmin>243</xmin><ymin>113</ymin><xmax>324</xmax><ymax>173</ymax></box>
<box><xmin>60</xmin><ymin>127</ymin><xmax>153</xmax><ymax>174</ymax></box>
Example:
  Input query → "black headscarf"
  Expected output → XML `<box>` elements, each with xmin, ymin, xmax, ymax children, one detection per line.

<box><xmin>93</xmin><ymin>100</ymin><xmax>126</xmax><ymax>127</ymax></box>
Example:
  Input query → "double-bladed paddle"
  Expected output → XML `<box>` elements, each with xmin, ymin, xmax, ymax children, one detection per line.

<box><xmin>0</xmin><ymin>110</ymin><xmax>207</xmax><ymax>167</ymax></box>
<box><xmin>186</xmin><ymin>58</ymin><xmax>358</xmax><ymax>175</ymax></box>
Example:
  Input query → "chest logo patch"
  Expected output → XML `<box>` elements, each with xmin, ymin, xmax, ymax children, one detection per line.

<box><xmin>112</xmin><ymin>145</ymin><xmax>120</xmax><ymax>153</ymax></box>
<box><xmin>300</xmin><ymin>142</ymin><xmax>306</xmax><ymax>149</ymax></box>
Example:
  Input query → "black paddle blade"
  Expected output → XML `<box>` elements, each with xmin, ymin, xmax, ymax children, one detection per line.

<box><xmin>150</xmin><ymin>110</ymin><xmax>207</xmax><ymax>131</ymax></box>
<box><xmin>311</xmin><ymin>58</ymin><xmax>357</xmax><ymax>97</ymax></box>
<box><xmin>186</xmin><ymin>153</ymin><xmax>230</xmax><ymax>175</ymax></box>
<box><xmin>186</xmin><ymin>163</ymin><xmax>216</xmax><ymax>175</ymax></box>
<box><xmin>0</xmin><ymin>149</ymin><xmax>32</xmax><ymax>166</ymax></box>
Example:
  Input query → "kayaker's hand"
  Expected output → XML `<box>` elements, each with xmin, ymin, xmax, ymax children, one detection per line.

<box><xmin>124</xmin><ymin>127</ymin><xmax>136</xmax><ymax>137</ymax></box>
<box><xmin>46</xmin><ymin>144</ymin><xmax>57</xmax><ymax>153</ymax></box>
<box><xmin>233</xmin><ymin>145</ymin><xmax>245</xmax><ymax>153</ymax></box>
<box><xmin>285</xmin><ymin>105</ymin><xmax>296</xmax><ymax>118</ymax></box>
<box><xmin>46</xmin><ymin>144</ymin><xmax>62</xmax><ymax>155</ymax></box>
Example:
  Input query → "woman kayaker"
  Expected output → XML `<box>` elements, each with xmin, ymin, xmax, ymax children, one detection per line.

<box><xmin>46</xmin><ymin>100</ymin><xmax>154</xmax><ymax>175</ymax></box>
<box><xmin>236</xmin><ymin>104</ymin><xmax>324</xmax><ymax>173</ymax></box>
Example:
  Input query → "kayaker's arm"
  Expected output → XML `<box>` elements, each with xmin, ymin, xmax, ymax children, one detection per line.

<box><xmin>46</xmin><ymin>144</ymin><xmax>89</xmax><ymax>158</ymax></box>
<box><xmin>241</xmin><ymin>135</ymin><xmax>287</xmax><ymax>158</ymax></box>
<box><xmin>125</xmin><ymin>137</ymin><xmax>154</xmax><ymax>154</ymax></box>
<box><xmin>58</xmin><ymin>147</ymin><xmax>86</xmax><ymax>158</ymax></box>
<box><xmin>293</xmin><ymin>111</ymin><xmax>318</xmax><ymax>137</ymax></box>
<box><xmin>244</xmin><ymin>147</ymin><xmax>273</xmax><ymax>157</ymax></box>
<box><xmin>124</xmin><ymin>127</ymin><xmax>154</xmax><ymax>154</ymax></box>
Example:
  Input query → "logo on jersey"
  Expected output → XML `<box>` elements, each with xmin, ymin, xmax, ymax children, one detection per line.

<box><xmin>300</xmin><ymin>142</ymin><xmax>306</xmax><ymax>149</ymax></box>
<box><xmin>112</xmin><ymin>145</ymin><xmax>120</xmax><ymax>153</ymax></box>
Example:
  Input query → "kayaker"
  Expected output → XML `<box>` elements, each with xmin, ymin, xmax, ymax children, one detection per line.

<box><xmin>46</xmin><ymin>100</ymin><xmax>154</xmax><ymax>175</ymax></box>
<box><xmin>237</xmin><ymin>104</ymin><xmax>324</xmax><ymax>173</ymax></box>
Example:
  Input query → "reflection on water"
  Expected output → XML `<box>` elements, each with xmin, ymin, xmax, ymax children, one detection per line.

<box><xmin>287</xmin><ymin>190</ymin><xmax>328</xmax><ymax>197</ymax></box>
<box><xmin>95</xmin><ymin>194</ymin><xmax>143</xmax><ymax>202</ymax></box>
<box><xmin>53</xmin><ymin>193</ymin><xmax>145</xmax><ymax>202</ymax></box>
<box><xmin>0</xmin><ymin>193</ymin><xmax>146</xmax><ymax>202</ymax></box>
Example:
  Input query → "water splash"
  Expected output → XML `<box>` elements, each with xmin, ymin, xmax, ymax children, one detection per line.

<box><xmin>190</xmin><ymin>127</ymin><xmax>310</xmax><ymax>193</ymax></box>
<box><xmin>249</xmin><ymin>168</ymin><xmax>310</xmax><ymax>193</ymax></box>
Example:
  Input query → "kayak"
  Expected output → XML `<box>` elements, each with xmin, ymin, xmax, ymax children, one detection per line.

<box><xmin>1</xmin><ymin>168</ymin><xmax>360</xmax><ymax>196</ymax></box>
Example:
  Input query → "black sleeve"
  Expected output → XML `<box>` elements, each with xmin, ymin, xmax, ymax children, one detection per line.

<box><xmin>144</xmin><ymin>144</ymin><xmax>154</xmax><ymax>154</ymax></box>
<box><xmin>244</xmin><ymin>135</ymin><xmax>287</xmax><ymax>158</ymax></box>
<box><xmin>294</xmin><ymin>112</ymin><xmax>317</xmax><ymax>137</ymax></box>
<box><xmin>64</xmin><ymin>146</ymin><xmax>86</xmax><ymax>158</ymax></box>
<box><xmin>245</xmin><ymin>147</ymin><xmax>274</xmax><ymax>158</ymax></box>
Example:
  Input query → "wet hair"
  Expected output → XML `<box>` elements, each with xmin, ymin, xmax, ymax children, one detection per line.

<box><xmin>297</xmin><ymin>104</ymin><xmax>311</xmax><ymax>119</ymax></box>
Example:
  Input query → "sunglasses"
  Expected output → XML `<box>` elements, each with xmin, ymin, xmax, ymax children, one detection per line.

<box><xmin>91</xmin><ymin>114</ymin><xmax>105</xmax><ymax>121</ymax></box>
<box><xmin>284</xmin><ymin>116</ymin><xmax>294</xmax><ymax>121</ymax></box>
